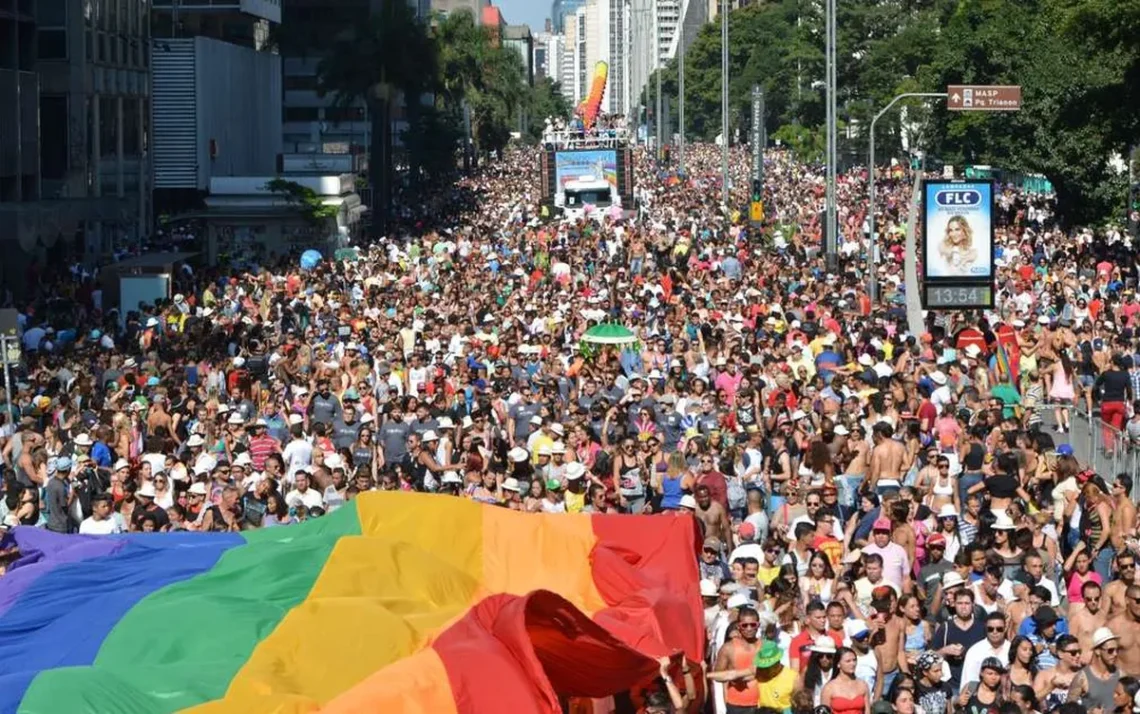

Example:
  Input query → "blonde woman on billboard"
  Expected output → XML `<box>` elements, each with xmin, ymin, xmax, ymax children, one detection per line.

<box><xmin>937</xmin><ymin>215</ymin><xmax>978</xmax><ymax>274</ymax></box>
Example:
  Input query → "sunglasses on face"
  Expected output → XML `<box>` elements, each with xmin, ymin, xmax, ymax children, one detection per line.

<box><xmin>987</xmin><ymin>626</ymin><xmax>1006</xmax><ymax>633</ymax></box>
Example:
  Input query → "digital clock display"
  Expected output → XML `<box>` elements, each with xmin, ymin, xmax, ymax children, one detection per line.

<box><xmin>923</xmin><ymin>284</ymin><xmax>994</xmax><ymax>309</ymax></box>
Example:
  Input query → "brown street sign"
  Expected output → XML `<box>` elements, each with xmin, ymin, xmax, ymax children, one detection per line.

<box><xmin>947</xmin><ymin>85</ymin><xmax>1022</xmax><ymax>111</ymax></box>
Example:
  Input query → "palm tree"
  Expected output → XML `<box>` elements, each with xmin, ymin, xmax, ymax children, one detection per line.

<box><xmin>316</xmin><ymin>0</ymin><xmax>437</xmax><ymax>237</ymax></box>
<box><xmin>431</xmin><ymin>10</ymin><xmax>527</xmax><ymax>165</ymax></box>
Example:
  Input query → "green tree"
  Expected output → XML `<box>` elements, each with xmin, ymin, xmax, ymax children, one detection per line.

<box><xmin>428</xmin><ymin>10</ymin><xmax>529</xmax><ymax>162</ymax></box>
<box><xmin>917</xmin><ymin>0</ymin><xmax>1130</xmax><ymax>226</ymax></box>
<box><xmin>666</xmin><ymin>0</ymin><xmax>1135</xmax><ymax>225</ymax></box>
<box><xmin>316</xmin><ymin>0</ymin><xmax>436</xmax><ymax>235</ymax></box>
<box><xmin>524</xmin><ymin>76</ymin><xmax>572</xmax><ymax>143</ymax></box>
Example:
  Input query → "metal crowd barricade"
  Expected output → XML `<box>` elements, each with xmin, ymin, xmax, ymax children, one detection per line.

<box><xmin>1064</xmin><ymin>406</ymin><xmax>1140</xmax><ymax>487</ymax></box>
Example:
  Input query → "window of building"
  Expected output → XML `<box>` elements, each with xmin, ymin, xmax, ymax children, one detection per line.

<box><xmin>38</xmin><ymin>30</ymin><xmax>68</xmax><ymax>60</ymax></box>
<box><xmin>284</xmin><ymin>75</ymin><xmax>319</xmax><ymax>91</ymax></box>
<box><xmin>324</xmin><ymin>106</ymin><xmax>366</xmax><ymax>123</ymax></box>
<box><xmin>284</xmin><ymin>107</ymin><xmax>319</xmax><ymax>122</ymax></box>
<box><xmin>36</xmin><ymin>0</ymin><xmax>67</xmax><ymax>26</ymax></box>
<box><xmin>40</xmin><ymin>95</ymin><xmax>69</xmax><ymax>181</ymax></box>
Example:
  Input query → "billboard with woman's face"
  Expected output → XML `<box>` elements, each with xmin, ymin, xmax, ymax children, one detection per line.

<box><xmin>922</xmin><ymin>181</ymin><xmax>994</xmax><ymax>280</ymax></box>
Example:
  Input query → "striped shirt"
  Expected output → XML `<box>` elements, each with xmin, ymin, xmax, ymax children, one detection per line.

<box><xmin>247</xmin><ymin>434</ymin><xmax>281</xmax><ymax>472</ymax></box>
<box><xmin>958</xmin><ymin>515</ymin><xmax>979</xmax><ymax>546</ymax></box>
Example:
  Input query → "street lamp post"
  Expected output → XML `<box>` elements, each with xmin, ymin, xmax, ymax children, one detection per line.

<box><xmin>867</xmin><ymin>91</ymin><xmax>947</xmax><ymax>301</ymax></box>
<box><xmin>721</xmin><ymin>0</ymin><xmax>729</xmax><ymax>205</ymax></box>
<box><xmin>678</xmin><ymin>16</ymin><xmax>685</xmax><ymax>175</ymax></box>
<box><xmin>655</xmin><ymin>0</ymin><xmax>662</xmax><ymax>164</ymax></box>
<box><xmin>824</xmin><ymin>0</ymin><xmax>837</xmax><ymax>270</ymax></box>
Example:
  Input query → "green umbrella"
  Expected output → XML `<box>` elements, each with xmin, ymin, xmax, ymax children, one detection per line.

<box><xmin>581</xmin><ymin>323</ymin><xmax>638</xmax><ymax>345</ymax></box>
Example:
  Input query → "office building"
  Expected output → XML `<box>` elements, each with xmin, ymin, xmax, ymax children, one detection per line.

<box><xmin>627</xmin><ymin>0</ymin><xmax>705</xmax><ymax>126</ymax></box>
<box><xmin>151</xmin><ymin>0</ymin><xmax>280</xmax><ymax>48</ymax></box>
<box><xmin>503</xmin><ymin>24</ymin><xmax>534</xmax><ymax>85</ymax></box>
<box><xmin>534</xmin><ymin>31</ymin><xmax>563</xmax><ymax>82</ymax></box>
<box><xmin>481</xmin><ymin>4</ymin><xmax>504</xmax><ymax>44</ymax></box>
<box><xmin>280</xmin><ymin>0</ymin><xmax>427</xmax><ymax>154</ymax></box>
<box><xmin>150</xmin><ymin>0</ymin><xmax>282</xmax><ymax>211</ymax></box>
<box><xmin>571</xmin><ymin>6</ymin><xmax>587</xmax><ymax>105</ymax></box>
<box><xmin>429</xmin><ymin>0</ymin><xmax>488</xmax><ymax>17</ymax></box>
<box><xmin>550</xmin><ymin>0</ymin><xmax>585</xmax><ymax>33</ymax></box>
<box><xmin>0</xmin><ymin>0</ymin><xmax>152</xmax><ymax>283</ymax></box>
<box><xmin>583</xmin><ymin>0</ymin><xmax>628</xmax><ymax>116</ymax></box>
<box><xmin>708</xmin><ymin>0</ymin><xmax>755</xmax><ymax>19</ymax></box>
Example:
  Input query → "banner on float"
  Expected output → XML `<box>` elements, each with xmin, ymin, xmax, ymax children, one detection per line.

<box><xmin>922</xmin><ymin>180</ymin><xmax>994</xmax><ymax>281</ymax></box>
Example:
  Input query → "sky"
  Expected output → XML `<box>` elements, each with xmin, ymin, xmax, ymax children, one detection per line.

<box><xmin>495</xmin><ymin>0</ymin><xmax>549</xmax><ymax>33</ymax></box>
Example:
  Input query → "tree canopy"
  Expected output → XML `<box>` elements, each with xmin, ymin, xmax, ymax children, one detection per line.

<box><xmin>311</xmin><ymin>0</ymin><xmax>568</xmax><ymax>222</ymax></box>
<box><xmin>655</xmin><ymin>0</ymin><xmax>1140</xmax><ymax>225</ymax></box>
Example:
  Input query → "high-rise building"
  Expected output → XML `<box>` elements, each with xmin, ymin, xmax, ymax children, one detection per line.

<box><xmin>503</xmin><ymin>25</ymin><xmax>534</xmax><ymax>85</ymax></box>
<box><xmin>280</xmin><ymin>0</ymin><xmax>427</xmax><ymax>153</ymax></box>
<box><xmin>481</xmin><ymin>4</ymin><xmax>505</xmax><ymax>45</ymax></box>
<box><xmin>0</xmin><ymin>0</ymin><xmax>153</xmax><ymax>282</ymax></box>
<box><xmin>572</xmin><ymin>7</ymin><xmax>587</xmax><ymax>105</ymax></box>
<box><xmin>550</xmin><ymin>0</ymin><xmax>585</xmax><ymax>33</ymax></box>
<box><xmin>583</xmin><ymin>0</ymin><xmax>628</xmax><ymax>116</ymax></box>
<box><xmin>429</xmin><ymin>0</ymin><xmax>488</xmax><ymax>17</ymax></box>
<box><xmin>150</xmin><ymin>0</ymin><xmax>282</xmax><ymax>210</ymax></box>
<box><xmin>534</xmin><ymin>31</ymin><xmax>564</xmax><ymax>84</ymax></box>
<box><xmin>708</xmin><ymin>0</ymin><xmax>755</xmax><ymax>19</ymax></box>
<box><xmin>627</xmin><ymin>0</ymin><xmax>705</xmax><ymax>126</ymax></box>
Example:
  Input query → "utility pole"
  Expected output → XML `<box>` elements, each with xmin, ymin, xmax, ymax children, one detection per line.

<box><xmin>824</xmin><ymin>0</ymin><xmax>837</xmax><ymax>269</ymax></box>
<box><xmin>654</xmin><ymin>0</ymin><xmax>662</xmax><ymax>165</ymax></box>
<box><xmin>721</xmin><ymin>0</ymin><xmax>729</xmax><ymax>205</ymax></box>
<box><xmin>678</xmin><ymin>15</ymin><xmax>685</xmax><ymax>175</ymax></box>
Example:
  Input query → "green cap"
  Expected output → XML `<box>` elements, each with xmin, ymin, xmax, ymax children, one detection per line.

<box><xmin>546</xmin><ymin>478</ymin><xmax>562</xmax><ymax>491</ymax></box>
<box><xmin>753</xmin><ymin>640</ymin><xmax>782</xmax><ymax>669</ymax></box>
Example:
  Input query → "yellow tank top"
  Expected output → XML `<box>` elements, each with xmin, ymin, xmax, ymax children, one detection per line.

<box><xmin>757</xmin><ymin>666</ymin><xmax>798</xmax><ymax>711</ymax></box>
<box><xmin>565</xmin><ymin>490</ymin><xmax>585</xmax><ymax>514</ymax></box>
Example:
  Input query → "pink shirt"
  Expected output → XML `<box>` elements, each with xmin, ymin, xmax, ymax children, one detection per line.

<box><xmin>1066</xmin><ymin>570</ymin><xmax>1101</xmax><ymax>604</ymax></box>
<box><xmin>714</xmin><ymin>371</ymin><xmax>743</xmax><ymax>404</ymax></box>
<box><xmin>862</xmin><ymin>541</ymin><xmax>911</xmax><ymax>589</ymax></box>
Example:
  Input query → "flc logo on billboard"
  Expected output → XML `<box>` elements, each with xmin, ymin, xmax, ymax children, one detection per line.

<box><xmin>934</xmin><ymin>189</ymin><xmax>984</xmax><ymax>207</ymax></box>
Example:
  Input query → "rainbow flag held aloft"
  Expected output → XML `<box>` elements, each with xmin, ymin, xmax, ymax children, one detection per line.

<box><xmin>577</xmin><ymin>62</ymin><xmax>609</xmax><ymax>130</ymax></box>
<box><xmin>993</xmin><ymin>325</ymin><xmax>1020</xmax><ymax>393</ymax></box>
<box><xmin>0</xmin><ymin>493</ymin><xmax>703</xmax><ymax>714</ymax></box>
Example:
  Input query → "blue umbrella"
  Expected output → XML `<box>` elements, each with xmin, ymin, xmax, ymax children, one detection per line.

<box><xmin>299</xmin><ymin>249</ymin><xmax>322</xmax><ymax>271</ymax></box>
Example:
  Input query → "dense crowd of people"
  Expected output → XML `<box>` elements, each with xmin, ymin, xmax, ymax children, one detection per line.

<box><xmin>2</xmin><ymin>134</ymin><xmax>1140</xmax><ymax>714</ymax></box>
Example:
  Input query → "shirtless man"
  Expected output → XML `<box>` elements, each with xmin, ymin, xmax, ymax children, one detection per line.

<box><xmin>1106</xmin><ymin>584</ymin><xmax>1140</xmax><ymax>675</ymax></box>
<box><xmin>1069</xmin><ymin>580</ymin><xmax>1107</xmax><ymax>662</ymax></box>
<box><xmin>868</xmin><ymin>422</ymin><xmax>905</xmax><ymax>493</ymax></box>
<box><xmin>1033</xmin><ymin>634</ymin><xmax>1083</xmax><ymax>711</ymax></box>
<box><xmin>695</xmin><ymin>484</ymin><xmax>734</xmax><ymax>552</ymax></box>
<box><xmin>1102</xmin><ymin>551</ymin><xmax>1138</xmax><ymax>619</ymax></box>
<box><xmin>870</xmin><ymin>593</ymin><xmax>905</xmax><ymax>698</ymax></box>
<box><xmin>843</xmin><ymin>425</ymin><xmax>870</xmax><ymax>496</ymax></box>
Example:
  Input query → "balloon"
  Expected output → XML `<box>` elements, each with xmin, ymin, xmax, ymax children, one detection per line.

<box><xmin>299</xmin><ymin>249</ymin><xmax>322</xmax><ymax>271</ymax></box>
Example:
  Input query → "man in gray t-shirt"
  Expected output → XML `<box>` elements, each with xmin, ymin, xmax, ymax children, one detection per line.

<box><xmin>44</xmin><ymin>457</ymin><xmax>73</xmax><ymax>534</ymax></box>
<box><xmin>379</xmin><ymin>408</ymin><xmax>412</xmax><ymax>465</ymax></box>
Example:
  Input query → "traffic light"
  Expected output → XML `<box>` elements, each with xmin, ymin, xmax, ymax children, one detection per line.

<box><xmin>751</xmin><ymin>178</ymin><xmax>762</xmax><ymax>202</ymax></box>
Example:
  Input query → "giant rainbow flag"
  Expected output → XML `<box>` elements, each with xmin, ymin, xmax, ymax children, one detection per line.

<box><xmin>577</xmin><ymin>61</ymin><xmax>608</xmax><ymax>130</ymax></box>
<box><xmin>0</xmin><ymin>493</ymin><xmax>703</xmax><ymax>713</ymax></box>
